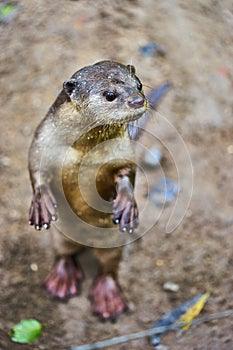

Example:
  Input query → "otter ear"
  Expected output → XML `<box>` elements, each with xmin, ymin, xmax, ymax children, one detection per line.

<box><xmin>127</xmin><ymin>65</ymin><xmax>136</xmax><ymax>75</ymax></box>
<box><xmin>63</xmin><ymin>78</ymin><xmax>78</xmax><ymax>97</ymax></box>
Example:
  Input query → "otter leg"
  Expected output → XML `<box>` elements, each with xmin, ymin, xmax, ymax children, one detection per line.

<box><xmin>89</xmin><ymin>247</ymin><xmax>127</xmax><ymax>321</ymax></box>
<box><xmin>44</xmin><ymin>228</ymin><xmax>84</xmax><ymax>300</ymax></box>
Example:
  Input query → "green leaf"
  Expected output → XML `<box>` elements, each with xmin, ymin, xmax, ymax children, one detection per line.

<box><xmin>0</xmin><ymin>4</ymin><xmax>14</xmax><ymax>17</ymax></box>
<box><xmin>9</xmin><ymin>319</ymin><xmax>42</xmax><ymax>344</ymax></box>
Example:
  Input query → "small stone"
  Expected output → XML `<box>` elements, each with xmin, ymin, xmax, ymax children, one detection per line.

<box><xmin>155</xmin><ymin>345</ymin><xmax>170</xmax><ymax>350</ymax></box>
<box><xmin>127</xmin><ymin>301</ymin><xmax>136</xmax><ymax>312</ymax></box>
<box><xmin>140</xmin><ymin>42</ymin><xmax>167</xmax><ymax>57</ymax></box>
<box><xmin>38</xmin><ymin>345</ymin><xmax>46</xmax><ymax>350</ymax></box>
<box><xmin>227</xmin><ymin>144</ymin><xmax>233</xmax><ymax>154</ymax></box>
<box><xmin>156</xmin><ymin>259</ymin><xmax>164</xmax><ymax>267</ymax></box>
<box><xmin>143</xmin><ymin>146</ymin><xmax>162</xmax><ymax>168</ymax></box>
<box><xmin>0</xmin><ymin>155</ymin><xmax>11</xmax><ymax>167</ymax></box>
<box><xmin>163</xmin><ymin>282</ymin><xmax>180</xmax><ymax>292</ymax></box>
<box><xmin>149</xmin><ymin>177</ymin><xmax>179</xmax><ymax>207</ymax></box>
<box><xmin>30</xmin><ymin>263</ymin><xmax>38</xmax><ymax>272</ymax></box>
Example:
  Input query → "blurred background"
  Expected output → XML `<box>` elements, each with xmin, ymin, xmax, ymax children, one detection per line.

<box><xmin>0</xmin><ymin>0</ymin><xmax>232</xmax><ymax>349</ymax></box>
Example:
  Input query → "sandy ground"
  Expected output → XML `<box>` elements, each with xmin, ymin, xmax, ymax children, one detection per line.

<box><xmin>0</xmin><ymin>0</ymin><xmax>233</xmax><ymax>349</ymax></box>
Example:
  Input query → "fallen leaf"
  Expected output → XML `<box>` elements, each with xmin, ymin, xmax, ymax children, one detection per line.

<box><xmin>177</xmin><ymin>292</ymin><xmax>210</xmax><ymax>329</ymax></box>
<box><xmin>9</xmin><ymin>319</ymin><xmax>42</xmax><ymax>344</ymax></box>
<box><xmin>151</xmin><ymin>292</ymin><xmax>210</xmax><ymax>345</ymax></box>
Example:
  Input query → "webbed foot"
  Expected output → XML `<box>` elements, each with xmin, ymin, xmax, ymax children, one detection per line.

<box><xmin>89</xmin><ymin>275</ymin><xmax>127</xmax><ymax>321</ymax></box>
<box><xmin>44</xmin><ymin>255</ymin><xmax>84</xmax><ymax>300</ymax></box>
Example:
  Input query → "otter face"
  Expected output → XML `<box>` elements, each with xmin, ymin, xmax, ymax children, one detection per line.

<box><xmin>63</xmin><ymin>61</ymin><xmax>148</xmax><ymax>124</ymax></box>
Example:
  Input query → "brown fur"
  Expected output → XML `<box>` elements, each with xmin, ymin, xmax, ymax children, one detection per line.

<box><xmin>28</xmin><ymin>60</ymin><xmax>148</xmax><ymax>318</ymax></box>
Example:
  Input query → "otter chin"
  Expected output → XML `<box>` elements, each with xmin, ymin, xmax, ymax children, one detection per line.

<box><xmin>28</xmin><ymin>60</ymin><xmax>167</xmax><ymax>321</ymax></box>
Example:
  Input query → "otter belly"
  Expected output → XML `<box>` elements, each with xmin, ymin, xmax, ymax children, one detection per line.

<box><xmin>62</xmin><ymin>149</ymin><xmax>136</xmax><ymax>228</ymax></box>
<box><xmin>51</xmin><ymin>134</ymin><xmax>136</xmax><ymax>247</ymax></box>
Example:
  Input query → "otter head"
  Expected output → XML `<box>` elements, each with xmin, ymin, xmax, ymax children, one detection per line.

<box><xmin>63</xmin><ymin>60</ymin><xmax>148</xmax><ymax>125</ymax></box>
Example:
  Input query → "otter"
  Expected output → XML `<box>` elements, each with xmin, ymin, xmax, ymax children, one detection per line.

<box><xmin>28</xmin><ymin>60</ymin><xmax>168</xmax><ymax>321</ymax></box>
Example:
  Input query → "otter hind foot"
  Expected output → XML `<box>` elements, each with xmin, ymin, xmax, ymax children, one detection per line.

<box><xmin>44</xmin><ymin>255</ymin><xmax>84</xmax><ymax>300</ymax></box>
<box><xmin>89</xmin><ymin>275</ymin><xmax>127</xmax><ymax>322</ymax></box>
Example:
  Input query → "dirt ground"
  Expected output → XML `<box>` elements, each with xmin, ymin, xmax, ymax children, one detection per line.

<box><xmin>0</xmin><ymin>0</ymin><xmax>233</xmax><ymax>349</ymax></box>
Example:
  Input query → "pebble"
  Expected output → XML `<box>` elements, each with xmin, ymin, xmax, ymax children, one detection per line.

<box><xmin>140</xmin><ymin>42</ymin><xmax>167</xmax><ymax>57</ymax></box>
<box><xmin>127</xmin><ymin>301</ymin><xmax>136</xmax><ymax>312</ymax></box>
<box><xmin>155</xmin><ymin>345</ymin><xmax>170</xmax><ymax>350</ymax></box>
<box><xmin>38</xmin><ymin>345</ymin><xmax>46</xmax><ymax>350</ymax></box>
<box><xmin>156</xmin><ymin>259</ymin><xmax>164</xmax><ymax>267</ymax></box>
<box><xmin>30</xmin><ymin>263</ymin><xmax>38</xmax><ymax>272</ymax></box>
<box><xmin>143</xmin><ymin>146</ymin><xmax>162</xmax><ymax>168</ymax></box>
<box><xmin>0</xmin><ymin>155</ymin><xmax>11</xmax><ymax>167</ymax></box>
<box><xmin>149</xmin><ymin>177</ymin><xmax>179</xmax><ymax>207</ymax></box>
<box><xmin>163</xmin><ymin>281</ymin><xmax>180</xmax><ymax>292</ymax></box>
<box><xmin>227</xmin><ymin>144</ymin><xmax>233</xmax><ymax>154</ymax></box>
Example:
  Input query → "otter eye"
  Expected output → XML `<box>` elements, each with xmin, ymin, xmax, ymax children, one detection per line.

<box><xmin>63</xmin><ymin>78</ymin><xmax>77</xmax><ymax>96</ymax></box>
<box><xmin>103</xmin><ymin>91</ymin><xmax>118</xmax><ymax>102</ymax></box>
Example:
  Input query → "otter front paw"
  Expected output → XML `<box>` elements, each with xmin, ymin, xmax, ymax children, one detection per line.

<box><xmin>113</xmin><ymin>176</ymin><xmax>138</xmax><ymax>233</ymax></box>
<box><xmin>29</xmin><ymin>184</ymin><xmax>57</xmax><ymax>230</ymax></box>
<box><xmin>89</xmin><ymin>275</ymin><xmax>127</xmax><ymax>321</ymax></box>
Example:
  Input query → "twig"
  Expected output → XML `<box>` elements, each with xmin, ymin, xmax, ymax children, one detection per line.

<box><xmin>69</xmin><ymin>309</ymin><xmax>233</xmax><ymax>350</ymax></box>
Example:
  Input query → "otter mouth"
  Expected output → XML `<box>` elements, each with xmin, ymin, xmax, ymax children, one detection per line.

<box><xmin>127</xmin><ymin>110</ymin><xmax>147</xmax><ymax>122</ymax></box>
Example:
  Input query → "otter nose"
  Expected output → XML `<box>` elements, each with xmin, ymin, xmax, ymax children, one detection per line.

<box><xmin>128</xmin><ymin>95</ymin><xmax>145</xmax><ymax>109</ymax></box>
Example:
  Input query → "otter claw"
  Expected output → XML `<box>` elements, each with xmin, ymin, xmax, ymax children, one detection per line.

<box><xmin>113</xmin><ymin>193</ymin><xmax>138</xmax><ymax>234</ymax></box>
<box><xmin>29</xmin><ymin>184</ymin><xmax>57</xmax><ymax>230</ymax></box>
<box><xmin>113</xmin><ymin>174</ymin><xmax>138</xmax><ymax>233</ymax></box>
